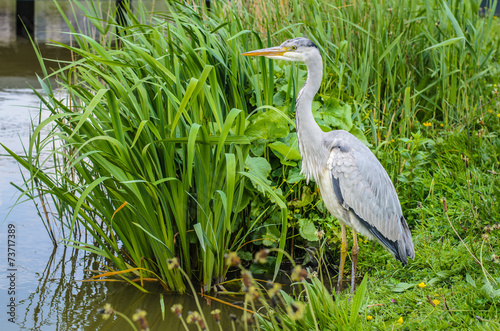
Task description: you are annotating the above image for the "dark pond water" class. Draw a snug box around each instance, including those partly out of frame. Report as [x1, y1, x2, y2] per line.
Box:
[0, 42, 242, 330]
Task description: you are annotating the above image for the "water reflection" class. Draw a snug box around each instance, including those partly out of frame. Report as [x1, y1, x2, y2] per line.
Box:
[16, 246, 240, 330]
[18, 247, 96, 330]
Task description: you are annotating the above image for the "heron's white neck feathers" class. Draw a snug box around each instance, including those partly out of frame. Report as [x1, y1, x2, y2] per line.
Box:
[295, 50, 327, 183]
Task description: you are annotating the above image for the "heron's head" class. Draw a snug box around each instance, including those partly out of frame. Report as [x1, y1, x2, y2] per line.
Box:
[241, 37, 319, 63]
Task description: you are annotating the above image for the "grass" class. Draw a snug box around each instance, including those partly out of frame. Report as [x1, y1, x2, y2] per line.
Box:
[2, 0, 500, 328]
[352, 122, 500, 329]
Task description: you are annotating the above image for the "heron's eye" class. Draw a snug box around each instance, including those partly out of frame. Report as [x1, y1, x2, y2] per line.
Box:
[290, 46, 297, 50]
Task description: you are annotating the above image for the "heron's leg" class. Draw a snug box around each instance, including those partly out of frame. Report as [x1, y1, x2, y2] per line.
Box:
[336, 223, 348, 293]
[351, 229, 359, 294]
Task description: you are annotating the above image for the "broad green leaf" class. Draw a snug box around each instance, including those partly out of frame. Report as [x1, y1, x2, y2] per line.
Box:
[273, 90, 287, 106]
[245, 110, 290, 142]
[269, 141, 302, 161]
[391, 282, 417, 293]
[262, 225, 280, 247]
[238, 251, 253, 261]
[287, 167, 305, 184]
[290, 186, 314, 208]
[298, 219, 318, 241]
[319, 98, 353, 131]
[244, 156, 272, 192]
[349, 125, 369, 146]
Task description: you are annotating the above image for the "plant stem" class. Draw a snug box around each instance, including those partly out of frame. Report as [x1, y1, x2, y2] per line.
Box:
[114, 311, 138, 331]
[178, 267, 210, 330]
[444, 208, 497, 285]
[179, 317, 189, 331]
[301, 281, 319, 331]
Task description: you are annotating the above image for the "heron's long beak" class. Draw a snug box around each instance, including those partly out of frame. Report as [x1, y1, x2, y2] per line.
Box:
[241, 46, 288, 57]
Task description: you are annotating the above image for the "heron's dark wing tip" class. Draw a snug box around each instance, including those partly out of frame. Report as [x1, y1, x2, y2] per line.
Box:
[330, 173, 410, 263]
[351, 210, 415, 265]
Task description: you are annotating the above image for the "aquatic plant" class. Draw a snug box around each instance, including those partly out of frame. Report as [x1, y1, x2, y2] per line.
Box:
[3, 0, 288, 293]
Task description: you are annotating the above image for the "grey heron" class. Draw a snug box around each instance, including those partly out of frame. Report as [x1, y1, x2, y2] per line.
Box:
[242, 37, 415, 293]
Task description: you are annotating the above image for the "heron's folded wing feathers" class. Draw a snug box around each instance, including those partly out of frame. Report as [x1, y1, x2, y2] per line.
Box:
[325, 131, 414, 262]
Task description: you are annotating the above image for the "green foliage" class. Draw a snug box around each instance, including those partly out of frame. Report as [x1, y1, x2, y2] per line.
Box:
[298, 219, 318, 242]
[4, 1, 500, 328]
[3, 0, 293, 292]
[258, 275, 369, 330]
[348, 118, 500, 328]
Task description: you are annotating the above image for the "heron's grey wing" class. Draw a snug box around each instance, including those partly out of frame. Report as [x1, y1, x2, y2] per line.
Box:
[325, 130, 415, 264]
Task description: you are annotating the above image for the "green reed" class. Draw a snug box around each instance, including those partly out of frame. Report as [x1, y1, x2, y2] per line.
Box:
[3, 0, 290, 292]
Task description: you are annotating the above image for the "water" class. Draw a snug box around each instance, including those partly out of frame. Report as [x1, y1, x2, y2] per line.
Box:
[0, 43, 240, 330]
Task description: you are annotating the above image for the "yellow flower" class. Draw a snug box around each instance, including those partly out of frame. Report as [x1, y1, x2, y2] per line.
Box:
[488, 109, 493, 113]
[171, 304, 183, 317]
[432, 299, 440, 306]
[167, 257, 180, 270]
[418, 282, 427, 288]
[367, 315, 373, 321]
[397, 316, 403, 325]
[287, 301, 305, 321]
[497, 113, 500, 118]
[100, 303, 114, 320]
[440, 123, 444, 127]
[132, 309, 147, 322]
[291, 265, 308, 282]
[423, 122, 432, 127]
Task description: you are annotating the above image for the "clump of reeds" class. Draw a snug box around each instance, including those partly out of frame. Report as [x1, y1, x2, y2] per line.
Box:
[6, 0, 289, 293]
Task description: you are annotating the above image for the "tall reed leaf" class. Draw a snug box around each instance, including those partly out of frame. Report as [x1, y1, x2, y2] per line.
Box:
[7, 0, 289, 292]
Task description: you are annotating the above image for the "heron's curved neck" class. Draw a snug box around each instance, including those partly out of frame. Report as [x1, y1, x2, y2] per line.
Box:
[295, 50, 326, 183]
[297, 55, 323, 108]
